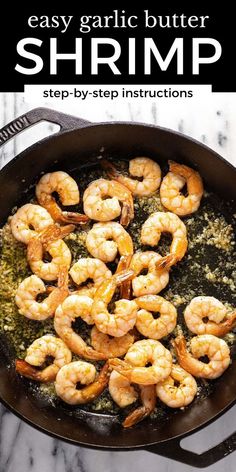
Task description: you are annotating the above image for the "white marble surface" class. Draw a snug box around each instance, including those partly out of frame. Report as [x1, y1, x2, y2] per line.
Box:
[0, 88, 236, 471]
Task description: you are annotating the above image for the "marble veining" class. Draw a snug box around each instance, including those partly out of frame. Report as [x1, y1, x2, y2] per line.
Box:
[0, 90, 236, 471]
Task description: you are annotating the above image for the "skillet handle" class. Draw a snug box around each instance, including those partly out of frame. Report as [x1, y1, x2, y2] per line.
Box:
[0, 107, 91, 147]
[145, 431, 236, 468]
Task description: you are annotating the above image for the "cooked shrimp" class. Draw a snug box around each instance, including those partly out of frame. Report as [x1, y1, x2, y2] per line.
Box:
[28, 237, 71, 281]
[15, 335, 72, 382]
[36, 171, 88, 224]
[54, 294, 106, 360]
[69, 258, 112, 292]
[104, 157, 161, 196]
[141, 211, 188, 269]
[160, 161, 203, 216]
[123, 385, 156, 428]
[27, 223, 73, 281]
[86, 225, 133, 298]
[91, 270, 137, 337]
[15, 266, 68, 320]
[10, 204, 54, 244]
[108, 370, 138, 407]
[156, 364, 197, 408]
[130, 251, 169, 297]
[184, 296, 236, 336]
[173, 334, 231, 379]
[91, 326, 135, 358]
[48, 257, 111, 299]
[83, 179, 134, 226]
[55, 361, 110, 405]
[135, 295, 177, 340]
[86, 222, 133, 263]
[109, 339, 172, 385]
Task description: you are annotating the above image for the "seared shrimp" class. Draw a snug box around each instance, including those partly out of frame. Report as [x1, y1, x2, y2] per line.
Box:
[108, 370, 138, 407]
[130, 251, 169, 297]
[123, 385, 156, 428]
[91, 326, 135, 358]
[86, 222, 133, 263]
[28, 235, 72, 282]
[36, 171, 88, 224]
[173, 334, 231, 379]
[55, 361, 110, 405]
[69, 257, 112, 291]
[10, 204, 53, 244]
[160, 161, 203, 216]
[141, 211, 188, 269]
[15, 335, 72, 382]
[135, 295, 177, 340]
[104, 157, 161, 196]
[110, 361, 156, 427]
[109, 339, 172, 385]
[15, 266, 68, 320]
[184, 296, 236, 336]
[156, 364, 197, 408]
[91, 270, 137, 337]
[54, 294, 106, 360]
[83, 179, 134, 226]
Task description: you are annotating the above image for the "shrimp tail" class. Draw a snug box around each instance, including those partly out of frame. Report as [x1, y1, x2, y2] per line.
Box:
[27, 224, 75, 272]
[123, 385, 156, 428]
[123, 406, 148, 428]
[39, 224, 75, 245]
[116, 255, 132, 273]
[27, 224, 75, 263]
[59, 212, 89, 225]
[39, 194, 89, 225]
[15, 359, 41, 380]
[171, 335, 190, 370]
[218, 311, 236, 336]
[100, 159, 120, 179]
[120, 203, 133, 227]
[156, 253, 177, 269]
[116, 255, 133, 300]
[45, 267, 69, 296]
[109, 358, 133, 379]
[48, 266, 69, 305]
[16, 360, 59, 382]
[171, 334, 186, 352]
[96, 361, 111, 386]
[120, 282, 132, 300]
[27, 238, 43, 265]
[120, 280, 132, 300]
[88, 362, 110, 398]
[76, 362, 110, 404]
[58, 224, 76, 238]
[113, 269, 135, 286]
[83, 346, 108, 361]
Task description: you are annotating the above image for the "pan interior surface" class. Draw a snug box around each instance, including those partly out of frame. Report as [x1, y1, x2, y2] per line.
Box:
[0, 122, 236, 448]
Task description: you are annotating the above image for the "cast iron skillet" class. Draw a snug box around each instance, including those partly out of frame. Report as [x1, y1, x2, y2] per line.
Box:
[0, 108, 236, 468]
